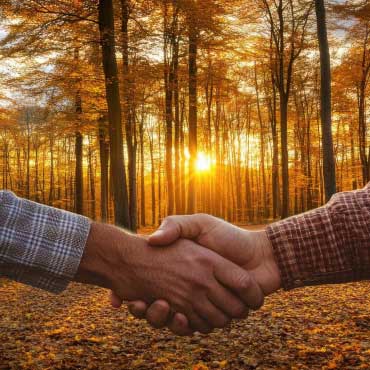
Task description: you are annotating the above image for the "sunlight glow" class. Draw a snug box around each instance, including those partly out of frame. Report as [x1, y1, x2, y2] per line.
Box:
[196, 152, 212, 172]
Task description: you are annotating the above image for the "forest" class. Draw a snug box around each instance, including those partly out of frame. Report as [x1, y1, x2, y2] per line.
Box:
[0, 0, 369, 231]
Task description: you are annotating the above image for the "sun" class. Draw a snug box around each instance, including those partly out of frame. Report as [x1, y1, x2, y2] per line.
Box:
[196, 152, 212, 172]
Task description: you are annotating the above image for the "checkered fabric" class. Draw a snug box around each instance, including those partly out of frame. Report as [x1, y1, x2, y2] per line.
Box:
[266, 183, 370, 290]
[0, 191, 91, 293]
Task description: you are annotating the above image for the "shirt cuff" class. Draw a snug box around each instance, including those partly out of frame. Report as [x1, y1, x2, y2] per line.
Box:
[0, 191, 91, 294]
[266, 185, 370, 290]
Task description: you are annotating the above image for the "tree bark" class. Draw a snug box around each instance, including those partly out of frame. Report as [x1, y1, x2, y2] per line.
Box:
[98, 119, 109, 222]
[75, 131, 83, 214]
[121, 0, 137, 231]
[187, 14, 198, 214]
[315, 0, 336, 201]
[98, 0, 130, 228]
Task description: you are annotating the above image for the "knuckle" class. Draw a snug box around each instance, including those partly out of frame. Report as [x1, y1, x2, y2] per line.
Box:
[194, 213, 212, 224]
[195, 253, 211, 267]
[171, 297, 192, 315]
[153, 300, 170, 314]
[231, 304, 249, 319]
[199, 326, 213, 334]
[237, 273, 252, 291]
[214, 316, 230, 328]
[194, 212, 208, 219]
[194, 276, 213, 293]
[187, 251, 211, 270]
[128, 304, 145, 319]
[163, 215, 175, 225]
[147, 315, 164, 329]
[252, 294, 265, 310]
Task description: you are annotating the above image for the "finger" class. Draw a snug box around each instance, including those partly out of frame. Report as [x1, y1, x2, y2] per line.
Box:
[187, 311, 213, 334]
[146, 300, 172, 329]
[208, 284, 249, 319]
[149, 215, 203, 246]
[110, 291, 123, 308]
[128, 301, 148, 319]
[149, 217, 184, 245]
[194, 298, 231, 329]
[167, 313, 194, 336]
[214, 260, 264, 310]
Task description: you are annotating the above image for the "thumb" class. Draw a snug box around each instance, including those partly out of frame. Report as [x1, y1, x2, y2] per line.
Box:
[149, 216, 185, 245]
[109, 290, 123, 309]
[149, 214, 207, 246]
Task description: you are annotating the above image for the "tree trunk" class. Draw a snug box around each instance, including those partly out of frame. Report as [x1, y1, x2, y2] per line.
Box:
[254, 64, 268, 219]
[98, 0, 130, 227]
[74, 47, 84, 215]
[163, 1, 175, 215]
[48, 136, 54, 206]
[280, 95, 289, 218]
[148, 131, 156, 225]
[88, 136, 96, 219]
[187, 18, 198, 214]
[75, 131, 83, 214]
[358, 25, 370, 185]
[35, 141, 39, 202]
[121, 0, 137, 231]
[25, 111, 31, 199]
[315, 0, 336, 201]
[98, 120, 109, 222]
[139, 115, 146, 227]
[173, 24, 181, 214]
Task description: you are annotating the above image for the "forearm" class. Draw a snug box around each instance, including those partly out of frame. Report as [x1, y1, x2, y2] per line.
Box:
[0, 191, 139, 294]
[266, 183, 370, 289]
[74, 222, 134, 291]
[0, 191, 90, 293]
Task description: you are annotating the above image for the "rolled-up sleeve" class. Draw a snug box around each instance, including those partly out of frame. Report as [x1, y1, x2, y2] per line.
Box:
[266, 183, 370, 290]
[0, 191, 91, 293]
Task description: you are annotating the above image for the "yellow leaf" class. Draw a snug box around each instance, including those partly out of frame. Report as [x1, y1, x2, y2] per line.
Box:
[87, 336, 103, 343]
[156, 357, 169, 364]
[193, 363, 209, 370]
[46, 327, 66, 337]
[271, 312, 283, 318]
[218, 360, 228, 368]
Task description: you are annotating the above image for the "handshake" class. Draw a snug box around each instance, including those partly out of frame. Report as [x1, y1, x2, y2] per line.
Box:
[76, 214, 281, 336]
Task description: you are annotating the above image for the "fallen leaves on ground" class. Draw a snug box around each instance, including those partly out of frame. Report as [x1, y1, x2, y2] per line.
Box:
[0, 279, 370, 369]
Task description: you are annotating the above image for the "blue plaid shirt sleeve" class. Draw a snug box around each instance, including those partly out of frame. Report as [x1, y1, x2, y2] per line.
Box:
[0, 191, 91, 294]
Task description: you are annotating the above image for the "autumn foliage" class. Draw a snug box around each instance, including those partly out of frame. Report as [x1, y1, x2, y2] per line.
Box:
[0, 0, 368, 228]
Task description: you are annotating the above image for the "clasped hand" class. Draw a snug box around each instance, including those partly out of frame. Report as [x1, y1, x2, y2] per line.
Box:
[109, 214, 281, 336]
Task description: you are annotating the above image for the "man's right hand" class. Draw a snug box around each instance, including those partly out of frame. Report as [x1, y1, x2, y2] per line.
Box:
[75, 222, 264, 334]
[124, 214, 281, 333]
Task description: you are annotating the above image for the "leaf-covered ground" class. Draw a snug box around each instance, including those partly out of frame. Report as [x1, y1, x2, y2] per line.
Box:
[1, 278, 370, 370]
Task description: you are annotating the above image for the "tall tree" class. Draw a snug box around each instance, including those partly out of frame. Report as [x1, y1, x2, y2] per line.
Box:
[315, 0, 336, 201]
[187, 1, 198, 214]
[121, 0, 137, 231]
[74, 48, 84, 215]
[98, 0, 130, 227]
[261, 0, 313, 218]
[163, 0, 175, 215]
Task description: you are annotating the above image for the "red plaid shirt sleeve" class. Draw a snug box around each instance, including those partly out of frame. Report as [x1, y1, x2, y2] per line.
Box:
[266, 183, 370, 290]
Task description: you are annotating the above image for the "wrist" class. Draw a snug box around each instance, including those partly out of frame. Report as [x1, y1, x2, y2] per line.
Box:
[254, 230, 282, 295]
[74, 222, 123, 290]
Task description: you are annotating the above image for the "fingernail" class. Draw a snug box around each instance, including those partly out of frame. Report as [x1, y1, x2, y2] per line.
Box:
[151, 230, 164, 238]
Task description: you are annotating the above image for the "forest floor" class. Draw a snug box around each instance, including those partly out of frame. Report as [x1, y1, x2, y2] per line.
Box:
[1, 227, 370, 370]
